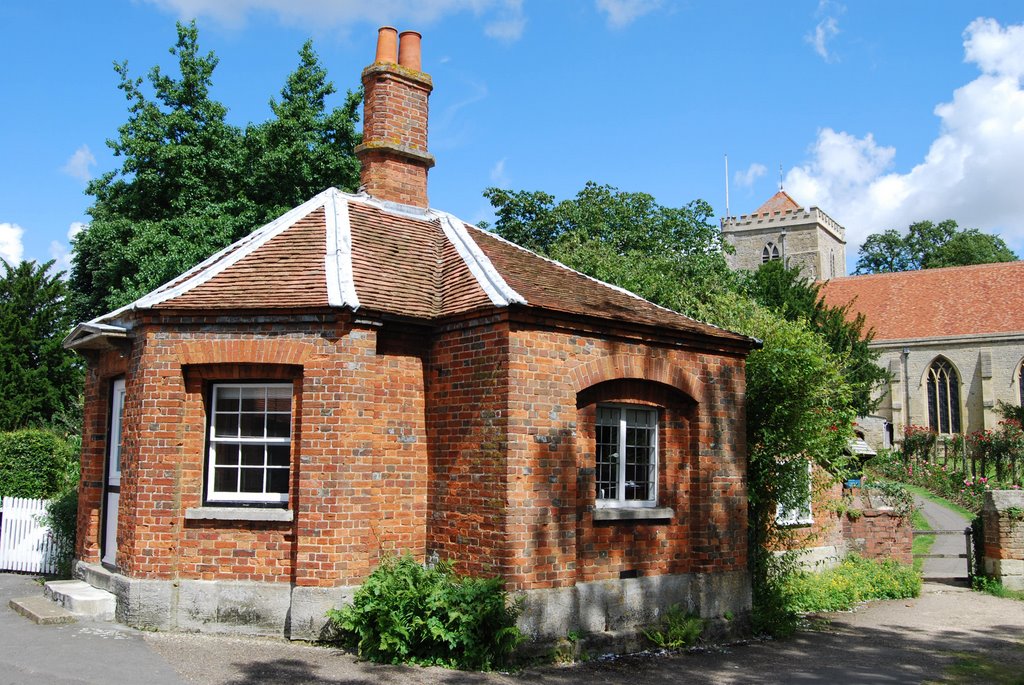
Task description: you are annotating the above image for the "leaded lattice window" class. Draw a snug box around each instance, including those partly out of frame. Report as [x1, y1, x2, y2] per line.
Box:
[595, 405, 657, 507]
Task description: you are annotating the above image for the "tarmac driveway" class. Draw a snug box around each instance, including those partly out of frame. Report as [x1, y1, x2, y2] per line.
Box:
[4, 570, 1023, 685]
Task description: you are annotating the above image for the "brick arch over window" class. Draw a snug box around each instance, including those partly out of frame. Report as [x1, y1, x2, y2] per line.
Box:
[177, 339, 316, 366]
[924, 356, 962, 434]
[570, 356, 704, 404]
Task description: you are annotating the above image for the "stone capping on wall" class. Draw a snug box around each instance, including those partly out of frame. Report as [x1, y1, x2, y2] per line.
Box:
[592, 507, 674, 521]
[184, 507, 294, 523]
[982, 489, 1024, 591]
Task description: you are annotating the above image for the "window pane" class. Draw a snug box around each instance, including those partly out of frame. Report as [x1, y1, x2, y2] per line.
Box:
[214, 413, 239, 437]
[239, 413, 265, 437]
[240, 468, 264, 493]
[214, 467, 238, 493]
[239, 387, 266, 412]
[266, 413, 291, 438]
[595, 418, 619, 500]
[241, 444, 265, 466]
[214, 443, 239, 466]
[266, 469, 289, 494]
[267, 445, 290, 467]
[265, 387, 292, 412]
[216, 387, 240, 410]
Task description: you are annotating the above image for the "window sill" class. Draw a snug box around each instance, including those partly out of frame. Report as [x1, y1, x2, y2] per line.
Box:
[593, 507, 674, 522]
[184, 507, 293, 523]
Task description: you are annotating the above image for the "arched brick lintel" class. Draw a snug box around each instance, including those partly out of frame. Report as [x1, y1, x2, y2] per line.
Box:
[176, 339, 316, 367]
[570, 355, 704, 403]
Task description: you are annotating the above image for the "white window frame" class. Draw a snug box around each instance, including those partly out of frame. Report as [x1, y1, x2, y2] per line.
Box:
[775, 462, 813, 526]
[206, 383, 293, 505]
[594, 404, 658, 509]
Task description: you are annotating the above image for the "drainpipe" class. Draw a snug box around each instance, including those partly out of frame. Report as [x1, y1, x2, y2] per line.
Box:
[902, 346, 912, 434]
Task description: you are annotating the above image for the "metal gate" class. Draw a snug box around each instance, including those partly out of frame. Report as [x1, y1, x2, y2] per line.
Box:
[913, 526, 974, 578]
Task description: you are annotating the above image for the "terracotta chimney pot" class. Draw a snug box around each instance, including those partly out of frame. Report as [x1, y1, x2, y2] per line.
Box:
[374, 26, 398, 64]
[398, 31, 422, 71]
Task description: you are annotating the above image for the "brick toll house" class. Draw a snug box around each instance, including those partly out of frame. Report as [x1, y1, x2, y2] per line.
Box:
[64, 27, 758, 644]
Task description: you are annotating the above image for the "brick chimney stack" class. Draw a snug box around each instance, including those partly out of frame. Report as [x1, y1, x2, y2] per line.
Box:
[355, 27, 435, 208]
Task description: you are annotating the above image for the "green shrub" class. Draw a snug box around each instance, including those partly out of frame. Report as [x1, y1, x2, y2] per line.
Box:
[326, 554, 523, 671]
[0, 429, 79, 499]
[41, 487, 78, 577]
[643, 605, 704, 649]
[782, 554, 921, 613]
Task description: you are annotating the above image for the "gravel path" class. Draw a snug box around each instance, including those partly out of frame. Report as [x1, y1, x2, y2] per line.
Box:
[915, 495, 973, 580]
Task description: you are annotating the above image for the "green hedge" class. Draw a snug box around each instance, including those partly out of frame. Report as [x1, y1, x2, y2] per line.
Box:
[0, 429, 79, 499]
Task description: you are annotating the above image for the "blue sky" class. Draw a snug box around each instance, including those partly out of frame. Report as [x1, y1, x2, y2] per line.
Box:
[2, 0, 1024, 276]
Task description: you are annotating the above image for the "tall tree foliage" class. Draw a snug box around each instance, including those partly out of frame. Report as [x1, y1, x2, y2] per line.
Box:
[855, 219, 1017, 274]
[71, 23, 361, 321]
[745, 261, 889, 416]
[243, 40, 362, 222]
[0, 260, 83, 431]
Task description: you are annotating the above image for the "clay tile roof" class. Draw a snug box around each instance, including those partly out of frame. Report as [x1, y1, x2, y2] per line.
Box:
[754, 190, 801, 216]
[819, 261, 1024, 341]
[74, 188, 752, 348]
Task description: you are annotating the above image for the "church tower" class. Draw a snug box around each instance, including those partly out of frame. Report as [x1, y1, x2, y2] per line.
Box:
[721, 190, 847, 280]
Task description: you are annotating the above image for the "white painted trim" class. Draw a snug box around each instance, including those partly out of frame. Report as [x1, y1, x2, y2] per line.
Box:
[324, 190, 360, 310]
[437, 212, 526, 307]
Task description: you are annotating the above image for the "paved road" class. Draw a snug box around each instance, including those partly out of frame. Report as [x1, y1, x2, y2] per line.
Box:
[914, 496, 972, 580]
[0, 573, 186, 685]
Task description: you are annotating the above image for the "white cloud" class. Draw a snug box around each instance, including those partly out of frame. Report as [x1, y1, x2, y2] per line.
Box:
[484, 0, 525, 41]
[785, 18, 1024, 257]
[0, 223, 25, 266]
[735, 163, 767, 188]
[61, 144, 96, 183]
[489, 158, 509, 187]
[49, 222, 87, 275]
[145, 0, 526, 40]
[595, 0, 662, 29]
[806, 1, 843, 62]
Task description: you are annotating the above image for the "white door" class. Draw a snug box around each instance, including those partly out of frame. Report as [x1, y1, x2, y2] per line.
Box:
[102, 378, 126, 567]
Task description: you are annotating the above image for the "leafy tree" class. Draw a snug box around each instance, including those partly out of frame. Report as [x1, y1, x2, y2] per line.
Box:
[0, 260, 83, 431]
[71, 23, 361, 321]
[745, 260, 889, 416]
[854, 219, 1016, 274]
[483, 182, 739, 314]
[243, 40, 362, 223]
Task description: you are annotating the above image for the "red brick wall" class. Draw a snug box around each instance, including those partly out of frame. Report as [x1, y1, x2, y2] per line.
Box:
[842, 508, 913, 565]
[425, 315, 511, 577]
[79, 315, 429, 586]
[501, 323, 749, 590]
[78, 309, 751, 596]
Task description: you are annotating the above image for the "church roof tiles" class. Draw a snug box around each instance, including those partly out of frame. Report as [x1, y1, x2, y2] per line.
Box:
[819, 261, 1024, 341]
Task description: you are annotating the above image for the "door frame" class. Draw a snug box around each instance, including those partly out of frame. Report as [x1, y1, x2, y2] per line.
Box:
[101, 377, 126, 569]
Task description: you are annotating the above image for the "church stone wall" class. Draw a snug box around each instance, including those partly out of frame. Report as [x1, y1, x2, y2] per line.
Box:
[874, 337, 1024, 439]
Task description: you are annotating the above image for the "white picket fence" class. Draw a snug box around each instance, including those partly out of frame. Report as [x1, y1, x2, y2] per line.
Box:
[0, 496, 58, 574]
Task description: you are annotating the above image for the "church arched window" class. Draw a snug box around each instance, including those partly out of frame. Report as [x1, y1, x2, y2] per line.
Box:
[926, 358, 961, 434]
[762, 242, 780, 264]
[830, 250, 836, 278]
[1018, 359, 1024, 405]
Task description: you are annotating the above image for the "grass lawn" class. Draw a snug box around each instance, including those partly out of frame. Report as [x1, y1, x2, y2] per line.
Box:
[911, 508, 935, 574]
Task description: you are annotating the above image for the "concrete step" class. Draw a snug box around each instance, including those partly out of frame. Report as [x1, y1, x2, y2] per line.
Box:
[9, 595, 77, 625]
[44, 580, 116, 620]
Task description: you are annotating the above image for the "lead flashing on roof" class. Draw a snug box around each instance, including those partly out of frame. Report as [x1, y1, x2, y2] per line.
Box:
[325, 192, 360, 310]
[437, 212, 527, 308]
